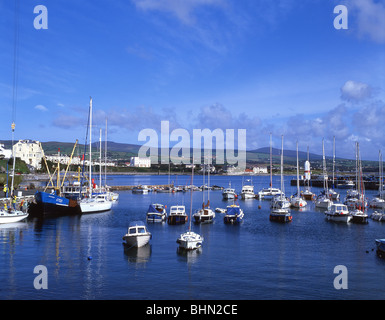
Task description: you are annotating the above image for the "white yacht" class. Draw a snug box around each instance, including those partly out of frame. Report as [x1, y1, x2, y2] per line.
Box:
[177, 159, 203, 250]
[80, 194, 112, 213]
[290, 141, 307, 209]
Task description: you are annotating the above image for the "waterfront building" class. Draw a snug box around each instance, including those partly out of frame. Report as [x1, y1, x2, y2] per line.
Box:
[12, 140, 43, 169]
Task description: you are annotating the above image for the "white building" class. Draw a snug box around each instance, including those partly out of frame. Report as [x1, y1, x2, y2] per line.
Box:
[253, 166, 268, 174]
[130, 157, 151, 168]
[0, 144, 12, 159]
[13, 140, 44, 169]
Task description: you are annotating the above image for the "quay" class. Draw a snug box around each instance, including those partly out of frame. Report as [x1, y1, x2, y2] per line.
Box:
[291, 177, 380, 190]
[109, 184, 173, 191]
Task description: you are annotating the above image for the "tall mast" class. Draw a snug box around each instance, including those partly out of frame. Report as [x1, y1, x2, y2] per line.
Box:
[189, 157, 194, 232]
[332, 136, 336, 189]
[99, 128, 102, 192]
[104, 118, 107, 188]
[322, 138, 328, 192]
[270, 132, 273, 190]
[296, 140, 300, 194]
[280, 135, 284, 196]
[89, 97, 92, 197]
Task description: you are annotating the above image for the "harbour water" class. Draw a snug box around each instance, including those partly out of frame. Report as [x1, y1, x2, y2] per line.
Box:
[1, 174, 385, 300]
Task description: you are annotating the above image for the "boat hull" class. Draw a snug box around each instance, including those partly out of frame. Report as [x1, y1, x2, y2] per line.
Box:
[167, 215, 188, 225]
[325, 213, 351, 223]
[0, 211, 29, 224]
[146, 213, 166, 222]
[123, 234, 151, 248]
[269, 210, 292, 223]
[80, 200, 112, 213]
[177, 231, 203, 250]
[29, 191, 81, 216]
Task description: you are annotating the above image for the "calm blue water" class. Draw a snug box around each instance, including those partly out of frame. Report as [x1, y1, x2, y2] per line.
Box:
[1, 174, 385, 300]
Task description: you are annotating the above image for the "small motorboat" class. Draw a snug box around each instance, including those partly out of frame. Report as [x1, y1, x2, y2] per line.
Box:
[222, 182, 237, 200]
[146, 203, 167, 223]
[224, 205, 244, 224]
[122, 221, 152, 248]
[215, 208, 226, 214]
[371, 211, 385, 222]
[0, 208, 29, 224]
[324, 204, 351, 223]
[167, 205, 188, 225]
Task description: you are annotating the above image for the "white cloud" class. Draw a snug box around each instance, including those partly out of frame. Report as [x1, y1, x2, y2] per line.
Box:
[35, 105, 48, 112]
[348, 0, 385, 43]
[131, 0, 226, 25]
[340, 80, 372, 103]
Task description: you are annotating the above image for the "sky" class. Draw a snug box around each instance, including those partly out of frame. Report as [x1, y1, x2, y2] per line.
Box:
[0, 0, 385, 160]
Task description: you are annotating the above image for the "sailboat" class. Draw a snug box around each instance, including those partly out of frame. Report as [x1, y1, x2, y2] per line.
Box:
[350, 142, 368, 224]
[0, 3, 28, 224]
[344, 142, 367, 210]
[270, 135, 292, 223]
[258, 133, 282, 199]
[270, 135, 290, 210]
[80, 97, 112, 214]
[177, 159, 203, 250]
[193, 160, 215, 223]
[369, 150, 385, 209]
[315, 139, 333, 210]
[290, 141, 307, 208]
[328, 136, 340, 201]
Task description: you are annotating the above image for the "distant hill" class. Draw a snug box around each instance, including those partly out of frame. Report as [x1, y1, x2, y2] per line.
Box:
[0, 140, 375, 172]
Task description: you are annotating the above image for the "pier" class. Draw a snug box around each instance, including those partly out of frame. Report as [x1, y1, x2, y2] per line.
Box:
[291, 178, 380, 190]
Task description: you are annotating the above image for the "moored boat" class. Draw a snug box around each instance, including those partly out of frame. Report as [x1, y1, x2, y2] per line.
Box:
[269, 207, 292, 223]
[167, 205, 188, 225]
[146, 203, 167, 222]
[0, 208, 28, 224]
[324, 204, 351, 223]
[224, 205, 244, 224]
[122, 221, 151, 248]
[222, 182, 237, 200]
[29, 190, 81, 216]
[371, 211, 385, 222]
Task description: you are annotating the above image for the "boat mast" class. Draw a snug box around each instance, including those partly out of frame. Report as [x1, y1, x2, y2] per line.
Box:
[322, 138, 328, 193]
[332, 136, 336, 189]
[189, 157, 194, 232]
[296, 140, 300, 195]
[89, 97, 92, 197]
[99, 128, 102, 193]
[270, 132, 273, 191]
[280, 135, 284, 197]
[104, 118, 107, 189]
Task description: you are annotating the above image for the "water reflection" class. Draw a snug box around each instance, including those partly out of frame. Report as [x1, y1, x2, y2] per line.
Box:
[123, 243, 152, 267]
[176, 247, 202, 264]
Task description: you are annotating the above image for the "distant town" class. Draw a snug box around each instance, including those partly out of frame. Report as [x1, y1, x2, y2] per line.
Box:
[0, 139, 383, 177]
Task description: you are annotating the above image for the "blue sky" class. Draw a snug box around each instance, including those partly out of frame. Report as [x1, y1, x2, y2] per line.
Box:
[1, 0, 385, 160]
